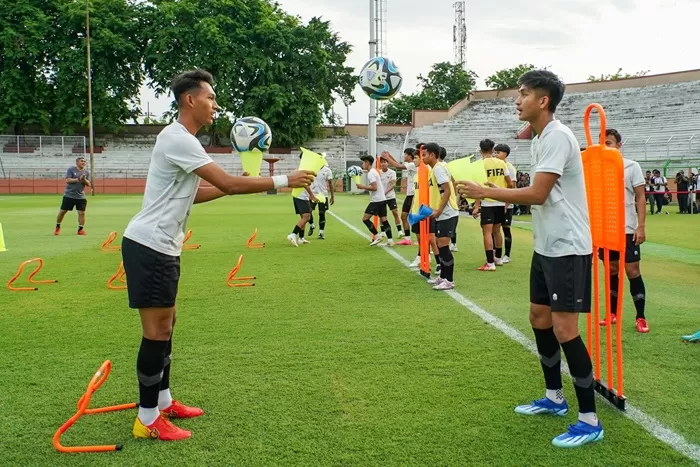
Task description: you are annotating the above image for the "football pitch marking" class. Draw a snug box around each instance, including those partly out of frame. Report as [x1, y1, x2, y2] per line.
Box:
[329, 210, 700, 464]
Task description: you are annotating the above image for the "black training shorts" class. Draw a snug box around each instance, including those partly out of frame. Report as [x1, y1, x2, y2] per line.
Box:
[598, 234, 641, 264]
[122, 237, 180, 309]
[436, 216, 459, 238]
[480, 205, 506, 226]
[411, 218, 436, 235]
[530, 252, 592, 313]
[386, 198, 398, 212]
[61, 196, 87, 212]
[293, 197, 312, 215]
[365, 201, 387, 218]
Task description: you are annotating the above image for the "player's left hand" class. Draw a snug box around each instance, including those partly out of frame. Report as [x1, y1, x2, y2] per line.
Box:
[430, 209, 443, 219]
[455, 180, 486, 200]
[330, 196, 335, 205]
[633, 226, 646, 245]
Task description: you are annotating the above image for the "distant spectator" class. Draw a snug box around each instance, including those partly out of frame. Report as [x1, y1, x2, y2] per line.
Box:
[650, 169, 667, 214]
[676, 171, 689, 214]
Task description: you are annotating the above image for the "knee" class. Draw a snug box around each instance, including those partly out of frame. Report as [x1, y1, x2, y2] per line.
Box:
[302, 214, 310, 221]
[626, 263, 640, 279]
[609, 262, 620, 276]
[552, 316, 579, 343]
[529, 305, 551, 328]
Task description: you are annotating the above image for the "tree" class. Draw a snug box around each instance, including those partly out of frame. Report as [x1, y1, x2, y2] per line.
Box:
[587, 68, 649, 82]
[143, 0, 355, 147]
[379, 62, 477, 125]
[485, 64, 536, 90]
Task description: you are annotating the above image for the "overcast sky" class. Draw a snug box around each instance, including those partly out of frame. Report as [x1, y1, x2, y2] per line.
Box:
[139, 0, 700, 124]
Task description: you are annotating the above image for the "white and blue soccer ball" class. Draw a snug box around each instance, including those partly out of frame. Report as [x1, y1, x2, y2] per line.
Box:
[231, 116, 272, 153]
[358, 57, 403, 100]
[346, 166, 363, 177]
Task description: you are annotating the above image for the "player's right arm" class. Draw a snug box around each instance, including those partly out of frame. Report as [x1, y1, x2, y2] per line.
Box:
[194, 163, 313, 197]
[380, 151, 407, 170]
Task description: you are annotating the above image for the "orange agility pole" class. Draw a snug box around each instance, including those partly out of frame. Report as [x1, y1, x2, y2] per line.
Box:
[582, 103, 627, 410]
[417, 145, 431, 278]
[182, 229, 201, 250]
[107, 262, 127, 290]
[373, 156, 381, 237]
[53, 360, 137, 453]
[101, 231, 121, 252]
[227, 255, 255, 287]
[7, 258, 58, 291]
[246, 228, 265, 249]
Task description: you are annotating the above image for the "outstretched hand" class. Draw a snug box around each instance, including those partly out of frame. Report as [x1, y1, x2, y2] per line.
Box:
[455, 180, 487, 200]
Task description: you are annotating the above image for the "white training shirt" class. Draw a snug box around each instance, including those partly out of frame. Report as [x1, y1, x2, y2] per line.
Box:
[505, 161, 517, 209]
[124, 122, 214, 256]
[367, 168, 387, 203]
[404, 162, 417, 196]
[312, 165, 333, 197]
[432, 164, 459, 221]
[380, 168, 397, 200]
[623, 158, 645, 234]
[651, 176, 667, 193]
[530, 119, 592, 258]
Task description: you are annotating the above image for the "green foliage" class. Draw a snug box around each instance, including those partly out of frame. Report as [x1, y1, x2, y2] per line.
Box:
[485, 64, 536, 90]
[587, 68, 650, 82]
[379, 62, 477, 125]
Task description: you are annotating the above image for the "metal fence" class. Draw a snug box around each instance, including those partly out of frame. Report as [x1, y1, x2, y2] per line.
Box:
[0, 135, 87, 156]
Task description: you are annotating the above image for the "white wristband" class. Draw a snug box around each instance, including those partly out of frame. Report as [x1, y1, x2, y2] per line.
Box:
[272, 175, 288, 189]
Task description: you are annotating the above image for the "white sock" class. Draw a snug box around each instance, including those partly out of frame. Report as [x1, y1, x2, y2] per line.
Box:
[579, 412, 599, 426]
[158, 388, 173, 410]
[138, 407, 160, 426]
[546, 388, 565, 404]
[319, 230, 324, 234]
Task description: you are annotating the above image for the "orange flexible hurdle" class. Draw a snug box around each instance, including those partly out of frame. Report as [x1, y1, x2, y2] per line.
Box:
[107, 262, 127, 290]
[182, 229, 201, 250]
[53, 360, 137, 453]
[101, 231, 121, 252]
[7, 258, 58, 291]
[582, 103, 627, 410]
[227, 255, 255, 287]
[246, 228, 265, 249]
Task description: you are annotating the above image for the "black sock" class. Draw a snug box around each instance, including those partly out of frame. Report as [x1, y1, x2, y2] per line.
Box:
[405, 228, 411, 237]
[561, 336, 596, 414]
[137, 337, 168, 409]
[533, 327, 562, 391]
[486, 249, 495, 264]
[78, 225, 84, 231]
[309, 213, 314, 225]
[319, 212, 326, 230]
[610, 274, 619, 316]
[292, 225, 301, 236]
[363, 219, 378, 235]
[504, 228, 512, 256]
[299, 228, 305, 239]
[56, 223, 61, 228]
[495, 247, 503, 259]
[451, 232, 457, 244]
[417, 246, 421, 257]
[381, 221, 393, 239]
[439, 246, 454, 281]
[396, 224, 402, 234]
[629, 276, 646, 319]
[161, 334, 173, 391]
[434, 253, 440, 268]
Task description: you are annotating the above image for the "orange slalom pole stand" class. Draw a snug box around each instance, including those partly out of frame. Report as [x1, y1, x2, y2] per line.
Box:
[107, 262, 127, 290]
[373, 156, 381, 237]
[417, 145, 431, 278]
[101, 231, 121, 251]
[182, 229, 201, 250]
[247, 228, 265, 249]
[53, 360, 137, 453]
[227, 255, 255, 287]
[582, 102, 627, 410]
[7, 258, 58, 291]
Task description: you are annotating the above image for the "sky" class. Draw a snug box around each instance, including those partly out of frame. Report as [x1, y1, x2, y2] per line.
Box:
[139, 0, 700, 125]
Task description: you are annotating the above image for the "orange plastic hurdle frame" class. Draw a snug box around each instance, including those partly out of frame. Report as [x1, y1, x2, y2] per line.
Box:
[247, 228, 265, 249]
[417, 145, 431, 278]
[107, 262, 127, 290]
[53, 360, 137, 453]
[182, 229, 201, 250]
[582, 103, 627, 410]
[101, 231, 121, 251]
[7, 258, 58, 291]
[227, 255, 255, 287]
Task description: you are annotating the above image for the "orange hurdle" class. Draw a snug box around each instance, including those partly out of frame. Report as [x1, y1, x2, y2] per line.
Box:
[101, 231, 121, 252]
[53, 360, 137, 453]
[182, 229, 200, 250]
[107, 262, 127, 290]
[227, 255, 255, 287]
[246, 228, 265, 249]
[582, 103, 627, 410]
[7, 258, 58, 291]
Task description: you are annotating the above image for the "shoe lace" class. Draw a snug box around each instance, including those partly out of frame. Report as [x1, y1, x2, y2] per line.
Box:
[567, 422, 594, 436]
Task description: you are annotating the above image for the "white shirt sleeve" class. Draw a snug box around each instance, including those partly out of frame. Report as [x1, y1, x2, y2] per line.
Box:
[368, 170, 379, 186]
[406, 162, 417, 176]
[630, 162, 645, 188]
[389, 170, 397, 183]
[536, 131, 571, 176]
[433, 165, 450, 185]
[164, 135, 214, 174]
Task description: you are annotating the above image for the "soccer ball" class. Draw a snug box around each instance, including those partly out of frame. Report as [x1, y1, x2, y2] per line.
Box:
[346, 166, 363, 177]
[230, 117, 272, 153]
[358, 57, 403, 100]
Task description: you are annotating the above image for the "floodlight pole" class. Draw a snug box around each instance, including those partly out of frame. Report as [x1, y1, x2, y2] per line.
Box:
[368, 0, 377, 159]
[86, 0, 95, 195]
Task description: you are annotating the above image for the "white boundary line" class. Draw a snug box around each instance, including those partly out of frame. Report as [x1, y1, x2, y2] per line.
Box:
[329, 210, 700, 463]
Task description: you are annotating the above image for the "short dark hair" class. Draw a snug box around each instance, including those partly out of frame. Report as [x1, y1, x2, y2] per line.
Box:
[606, 128, 622, 144]
[360, 155, 374, 165]
[480, 139, 495, 152]
[404, 148, 415, 159]
[438, 146, 447, 160]
[171, 69, 215, 104]
[494, 143, 510, 156]
[518, 69, 565, 113]
[415, 143, 425, 151]
[423, 143, 441, 157]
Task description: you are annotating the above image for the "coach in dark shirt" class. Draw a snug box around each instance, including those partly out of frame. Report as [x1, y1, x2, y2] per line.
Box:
[55, 156, 91, 235]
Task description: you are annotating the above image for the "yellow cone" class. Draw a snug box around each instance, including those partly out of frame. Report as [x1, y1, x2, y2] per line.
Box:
[0, 223, 6, 252]
[239, 149, 264, 177]
[352, 175, 361, 185]
[291, 148, 326, 198]
[315, 193, 327, 204]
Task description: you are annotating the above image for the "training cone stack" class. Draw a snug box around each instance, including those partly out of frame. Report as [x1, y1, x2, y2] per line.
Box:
[7, 258, 58, 291]
[227, 255, 255, 287]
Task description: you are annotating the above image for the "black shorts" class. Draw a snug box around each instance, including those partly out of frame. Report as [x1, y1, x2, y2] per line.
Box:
[480, 206, 506, 226]
[411, 218, 436, 235]
[61, 196, 87, 212]
[504, 208, 513, 227]
[597, 234, 641, 264]
[365, 201, 387, 217]
[436, 216, 459, 238]
[293, 197, 312, 215]
[121, 237, 180, 309]
[402, 195, 414, 214]
[311, 200, 329, 213]
[530, 252, 592, 312]
[386, 198, 398, 211]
